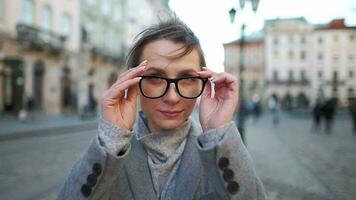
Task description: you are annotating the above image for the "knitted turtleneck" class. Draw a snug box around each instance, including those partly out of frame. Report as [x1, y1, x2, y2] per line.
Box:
[135, 111, 192, 199]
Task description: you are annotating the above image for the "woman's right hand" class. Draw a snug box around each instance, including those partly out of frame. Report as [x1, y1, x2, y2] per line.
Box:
[100, 60, 147, 130]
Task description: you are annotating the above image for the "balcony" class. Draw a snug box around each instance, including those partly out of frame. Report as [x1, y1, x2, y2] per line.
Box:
[267, 79, 310, 86]
[90, 46, 125, 64]
[16, 23, 66, 55]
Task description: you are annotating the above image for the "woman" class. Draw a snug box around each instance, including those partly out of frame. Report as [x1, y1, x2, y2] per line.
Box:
[58, 16, 266, 200]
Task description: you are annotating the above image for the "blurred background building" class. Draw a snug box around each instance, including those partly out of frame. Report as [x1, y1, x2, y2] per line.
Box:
[224, 17, 356, 111]
[224, 30, 265, 101]
[0, 0, 169, 116]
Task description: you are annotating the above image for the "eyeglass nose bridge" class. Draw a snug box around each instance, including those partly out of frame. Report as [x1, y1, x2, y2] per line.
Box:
[164, 78, 181, 96]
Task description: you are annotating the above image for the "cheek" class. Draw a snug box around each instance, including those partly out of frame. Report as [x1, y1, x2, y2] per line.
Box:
[182, 99, 196, 114]
[140, 96, 156, 113]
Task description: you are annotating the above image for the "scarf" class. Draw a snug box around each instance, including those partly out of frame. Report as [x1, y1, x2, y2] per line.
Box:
[135, 111, 192, 199]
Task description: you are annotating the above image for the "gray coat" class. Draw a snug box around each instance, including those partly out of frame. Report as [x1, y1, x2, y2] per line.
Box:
[57, 121, 266, 200]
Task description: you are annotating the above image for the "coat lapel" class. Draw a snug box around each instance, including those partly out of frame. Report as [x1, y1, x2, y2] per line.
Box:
[173, 125, 202, 199]
[124, 137, 157, 200]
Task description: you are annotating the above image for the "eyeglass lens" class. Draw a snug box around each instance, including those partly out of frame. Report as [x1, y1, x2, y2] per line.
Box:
[140, 77, 205, 98]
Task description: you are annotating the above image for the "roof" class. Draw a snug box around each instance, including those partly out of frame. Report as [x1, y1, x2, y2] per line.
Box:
[314, 19, 356, 30]
[264, 17, 307, 27]
[224, 30, 265, 45]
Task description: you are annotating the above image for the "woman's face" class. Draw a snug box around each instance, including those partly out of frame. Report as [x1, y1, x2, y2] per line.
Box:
[139, 39, 201, 132]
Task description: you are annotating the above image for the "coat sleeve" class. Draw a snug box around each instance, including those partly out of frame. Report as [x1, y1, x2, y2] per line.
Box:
[196, 122, 266, 200]
[57, 119, 133, 200]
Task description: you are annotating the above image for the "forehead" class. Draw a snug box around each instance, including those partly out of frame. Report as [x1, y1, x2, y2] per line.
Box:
[141, 39, 201, 73]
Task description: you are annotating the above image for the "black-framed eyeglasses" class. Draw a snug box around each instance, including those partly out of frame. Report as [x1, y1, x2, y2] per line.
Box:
[139, 75, 208, 99]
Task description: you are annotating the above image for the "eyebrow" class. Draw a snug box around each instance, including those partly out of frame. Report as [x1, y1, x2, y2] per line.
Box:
[145, 66, 200, 76]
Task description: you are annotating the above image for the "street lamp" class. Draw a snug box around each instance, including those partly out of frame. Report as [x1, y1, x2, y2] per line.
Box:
[229, 0, 259, 144]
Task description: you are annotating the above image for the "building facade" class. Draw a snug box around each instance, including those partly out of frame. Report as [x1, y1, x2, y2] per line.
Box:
[223, 31, 265, 101]
[311, 19, 356, 106]
[0, 0, 81, 115]
[224, 17, 356, 109]
[264, 17, 313, 109]
[0, 0, 169, 116]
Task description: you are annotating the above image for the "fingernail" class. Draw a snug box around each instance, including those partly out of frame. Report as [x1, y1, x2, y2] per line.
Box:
[139, 60, 147, 66]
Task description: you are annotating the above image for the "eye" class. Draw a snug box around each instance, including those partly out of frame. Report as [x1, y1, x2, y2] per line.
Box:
[143, 76, 165, 84]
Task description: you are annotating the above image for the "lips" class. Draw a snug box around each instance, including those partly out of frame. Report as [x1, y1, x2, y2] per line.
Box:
[158, 110, 183, 118]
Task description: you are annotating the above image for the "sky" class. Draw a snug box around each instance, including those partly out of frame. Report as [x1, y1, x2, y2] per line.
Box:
[169, 0, 356, 72]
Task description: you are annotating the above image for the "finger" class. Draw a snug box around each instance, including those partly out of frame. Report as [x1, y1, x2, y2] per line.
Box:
[118, 60, 147, 79]
[197, 70, 216, 79]
[211, 73, 238, 91]
[111, 65, 146, 89]
[201, 79, 212, 98]
[126, 84, 138, 102]
[106, 77, 142, 99]
[213, 73, 236, 83]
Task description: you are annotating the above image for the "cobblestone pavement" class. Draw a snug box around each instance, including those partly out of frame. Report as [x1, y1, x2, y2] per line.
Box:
[246, 113, 356, 200]
[0, 130, 96, 200]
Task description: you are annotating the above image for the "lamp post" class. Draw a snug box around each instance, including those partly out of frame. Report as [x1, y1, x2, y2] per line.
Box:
[229, 0, 259, 143]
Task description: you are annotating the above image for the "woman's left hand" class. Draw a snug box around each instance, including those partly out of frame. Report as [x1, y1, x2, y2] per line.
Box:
[198, 68, 238, 132]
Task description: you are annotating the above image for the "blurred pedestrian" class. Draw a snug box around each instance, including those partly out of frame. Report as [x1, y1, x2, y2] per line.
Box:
[252, 94, 262, 123]
[348, 97, 356, 135]
[269, 95, 280, 126]
[322, 98, 337, 134]
[311, 98, 323, 133]
[58, 15, 266, 200]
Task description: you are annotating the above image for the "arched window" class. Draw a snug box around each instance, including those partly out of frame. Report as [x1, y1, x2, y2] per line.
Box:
[22, 0, 34, 24]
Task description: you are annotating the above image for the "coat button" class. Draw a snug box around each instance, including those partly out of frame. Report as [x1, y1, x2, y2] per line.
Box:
[81, 184, 92, 197]
[87, 173, 98, 187]
[227, 181, 239, 195]
[92, 163, 102, 175]
[223, 169, 234, 181]
[218, 157, 230, 170]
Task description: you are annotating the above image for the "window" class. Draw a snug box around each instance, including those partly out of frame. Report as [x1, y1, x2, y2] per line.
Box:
[101, 0, 110, 15]
[333, 71, 338, 82]
[113, 2, 121, 21]
[333, 35, 339, 42]
[253, 50, 260, 64]
[273, 50, 279, 59]
[300, 70, 306, 81]
[318, 52, 323, 61]
[350, 34, 355, 42]
[273, 70, 278, 81]
[349, 71, 354, 78]
[288, 70, 294, 82]
[288, 50, 294, 60]
[300, 51, 306, 60]
[349, 54, 354, 60]
[0, 0, 4, 19]
[273, 37, 278, 45]
[62, 14, 72, 37]
[300, 36, 306, 44]
[318, 37, 323, 44]
[318, 71, 323, 78]
[289, 36, 294, 44]
[22, 0, 34, 24]
[42, 5, 52, 31]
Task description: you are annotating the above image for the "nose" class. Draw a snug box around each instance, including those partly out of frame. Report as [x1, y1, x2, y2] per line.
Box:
[162, 83, 180, 104]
